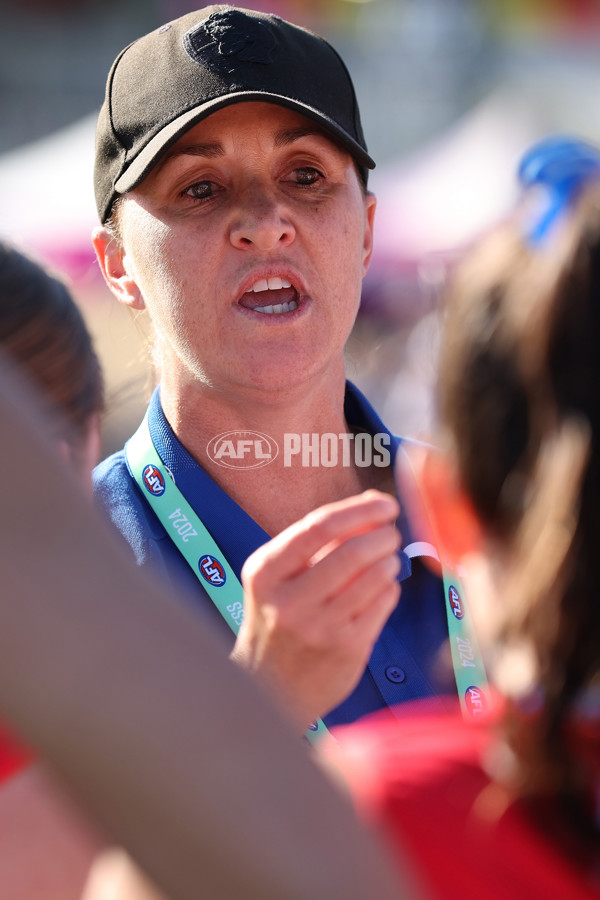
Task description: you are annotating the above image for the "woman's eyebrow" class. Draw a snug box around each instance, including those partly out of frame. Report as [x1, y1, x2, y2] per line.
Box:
[274, 127, 325, 148]
[165, 129, 321, 160]
[158, 127, 330, 174]
[151, 141, 224, 178]
[164, 142, 225, 161]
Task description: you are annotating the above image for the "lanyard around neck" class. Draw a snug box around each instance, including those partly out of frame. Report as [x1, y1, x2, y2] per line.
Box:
[400, 447, 489, 720]
[125, 412, 332, 746]
[127, 412, 488, 737]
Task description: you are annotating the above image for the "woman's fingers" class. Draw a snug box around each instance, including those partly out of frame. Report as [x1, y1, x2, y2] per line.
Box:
[286, 522, 401, 613]
[242, 490, 399, 591]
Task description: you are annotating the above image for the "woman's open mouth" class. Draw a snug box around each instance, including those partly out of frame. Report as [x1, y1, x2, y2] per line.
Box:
[238, 277, 300, 315]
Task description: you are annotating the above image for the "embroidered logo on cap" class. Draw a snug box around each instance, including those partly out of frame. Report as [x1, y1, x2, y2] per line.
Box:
[183, 10, 278, 68]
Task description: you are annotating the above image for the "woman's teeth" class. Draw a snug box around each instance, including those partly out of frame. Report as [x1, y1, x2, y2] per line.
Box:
[250, 277, 292, 292]
[249, 277, 297, 314]
[254, 300, 298, 315]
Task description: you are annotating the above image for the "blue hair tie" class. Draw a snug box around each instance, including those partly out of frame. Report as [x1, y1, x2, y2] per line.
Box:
[518, 135, 600, 245]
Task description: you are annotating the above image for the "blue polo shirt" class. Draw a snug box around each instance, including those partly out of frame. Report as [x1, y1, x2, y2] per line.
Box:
[93, 381, 457, 727]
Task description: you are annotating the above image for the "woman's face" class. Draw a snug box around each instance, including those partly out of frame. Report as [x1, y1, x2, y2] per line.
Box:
[95, 102, 376, 401]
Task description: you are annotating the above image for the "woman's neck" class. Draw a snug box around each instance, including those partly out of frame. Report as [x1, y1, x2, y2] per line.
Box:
[158, 369, 395, 536]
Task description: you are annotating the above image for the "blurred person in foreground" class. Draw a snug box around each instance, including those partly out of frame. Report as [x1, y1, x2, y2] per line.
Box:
[327, 138, 600, 898]
[0, 241, 106, 897]
[0, 355, 412, 900]
[92, 5, 459, 742]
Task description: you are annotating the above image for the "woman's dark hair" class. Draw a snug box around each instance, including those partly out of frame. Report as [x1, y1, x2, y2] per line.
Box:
[0, 242, 104, 453]
[438, 184, 600, 858]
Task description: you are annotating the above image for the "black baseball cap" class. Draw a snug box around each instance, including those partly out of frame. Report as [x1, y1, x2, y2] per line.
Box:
[94, 5, 376, 224]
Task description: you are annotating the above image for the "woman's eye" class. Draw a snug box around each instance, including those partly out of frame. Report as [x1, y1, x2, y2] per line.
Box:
[183, 181, 214, 200]
[292, 167, 323, 186]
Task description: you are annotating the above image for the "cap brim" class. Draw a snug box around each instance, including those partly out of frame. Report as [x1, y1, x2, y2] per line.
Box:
[114, 91, 375, 194]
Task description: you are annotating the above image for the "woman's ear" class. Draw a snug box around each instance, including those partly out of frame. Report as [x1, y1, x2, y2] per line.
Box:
[419, 448, 483, 564]
[361, 192, 376, 277]
[92, 226, 145, 311]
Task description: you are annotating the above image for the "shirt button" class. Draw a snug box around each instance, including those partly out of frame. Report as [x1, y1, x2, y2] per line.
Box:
[385, 665, 406, 684]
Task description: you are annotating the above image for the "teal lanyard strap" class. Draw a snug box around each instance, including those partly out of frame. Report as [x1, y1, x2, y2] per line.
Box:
[441, 570, 489, 719]
[125, 412, 332, 746]
[401, 447, 489, 719]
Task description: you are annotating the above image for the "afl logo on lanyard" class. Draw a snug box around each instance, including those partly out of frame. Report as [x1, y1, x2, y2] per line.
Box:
[448, 584, 464, 619]
[142, 464, 165, 496]
[199, 554, 226, 587]
[464, 685, 486, 718]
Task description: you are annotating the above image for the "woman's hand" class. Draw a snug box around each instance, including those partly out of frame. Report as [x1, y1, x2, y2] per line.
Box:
[232, 490, 401, 731]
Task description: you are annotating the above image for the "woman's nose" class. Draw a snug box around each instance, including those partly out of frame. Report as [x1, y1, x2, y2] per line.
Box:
[229, 183, 296, 251]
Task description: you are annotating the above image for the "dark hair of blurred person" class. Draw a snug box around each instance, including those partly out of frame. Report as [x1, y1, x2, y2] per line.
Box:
[0, 240, 106, 897]
[0, 241, 104, 487]
[437, 179, 599, 839]
[328, 139, 600, 899]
